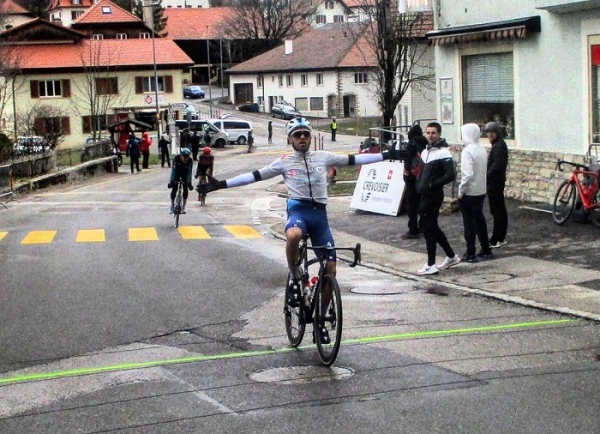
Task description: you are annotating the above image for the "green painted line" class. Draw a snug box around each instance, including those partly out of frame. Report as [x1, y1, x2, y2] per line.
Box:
[0, 319, 574, 386]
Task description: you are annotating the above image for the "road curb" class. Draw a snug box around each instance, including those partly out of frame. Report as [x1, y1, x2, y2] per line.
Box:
[268, 224, 600, 323]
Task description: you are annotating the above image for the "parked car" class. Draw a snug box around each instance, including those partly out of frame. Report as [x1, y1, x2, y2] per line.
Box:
[183, 85, 205, 99]
[271, 102, 302, 120]
[173, 120, 228, 148]
[207, 118, 253, 146]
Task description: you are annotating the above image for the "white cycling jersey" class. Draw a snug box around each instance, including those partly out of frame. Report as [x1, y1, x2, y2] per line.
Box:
[225, 150, 384, 204]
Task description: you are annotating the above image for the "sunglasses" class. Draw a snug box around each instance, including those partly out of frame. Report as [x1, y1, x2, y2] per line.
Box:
[292, 130, 311, 139]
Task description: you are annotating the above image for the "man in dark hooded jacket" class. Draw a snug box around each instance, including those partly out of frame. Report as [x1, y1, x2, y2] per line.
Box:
[401, 124, 428, 239]
[415, 122, 460, 275]
[484, 121, 509, 247]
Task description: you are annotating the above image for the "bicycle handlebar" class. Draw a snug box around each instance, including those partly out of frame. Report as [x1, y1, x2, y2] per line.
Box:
[555, 160, 589, 172]
[306, 243, 362, 267]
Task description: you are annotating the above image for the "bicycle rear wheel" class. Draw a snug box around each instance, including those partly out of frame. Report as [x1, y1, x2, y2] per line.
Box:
[284, 273, 306, 347]
[552, 180, 576, 225]
[314, 274, 342, 366]
[589, 188, 600, 229]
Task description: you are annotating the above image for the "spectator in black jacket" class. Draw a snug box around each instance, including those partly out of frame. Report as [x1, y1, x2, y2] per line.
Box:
[484, 122, 509, 248]
[415, 122, 460, 275]
[401, 124, 428, 239]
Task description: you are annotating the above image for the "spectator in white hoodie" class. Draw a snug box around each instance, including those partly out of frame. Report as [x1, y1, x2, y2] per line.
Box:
[458, 123, 493, 263]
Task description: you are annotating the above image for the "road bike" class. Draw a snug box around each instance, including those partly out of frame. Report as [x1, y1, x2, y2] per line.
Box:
[283, 235, 361, 366]
[197, 178, 207, 206]
[173, 179, 185, 228]
[552, 160, 600, 228]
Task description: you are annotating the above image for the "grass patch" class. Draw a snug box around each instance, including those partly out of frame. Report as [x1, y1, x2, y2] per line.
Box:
[335, 165, 360, 181]
[328, 181, 356, 196]
[313, 117, 381, 137]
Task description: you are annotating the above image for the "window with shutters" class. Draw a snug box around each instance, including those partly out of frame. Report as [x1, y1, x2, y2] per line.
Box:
[142, 76, 164, 92]
[591, 39, 600, 144]
[35, 116, 70, 135]
[38, 80, 62, 97]
[462, 52, 515, 139]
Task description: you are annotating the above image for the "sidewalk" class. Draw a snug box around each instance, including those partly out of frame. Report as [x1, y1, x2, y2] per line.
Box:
[269, 190, 600, 323]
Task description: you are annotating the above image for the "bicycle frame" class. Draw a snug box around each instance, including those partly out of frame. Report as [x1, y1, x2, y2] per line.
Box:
[556, 160, 600, 211]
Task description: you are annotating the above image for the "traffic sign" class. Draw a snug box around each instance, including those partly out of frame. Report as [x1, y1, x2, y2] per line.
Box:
[170, 103, 187, 110]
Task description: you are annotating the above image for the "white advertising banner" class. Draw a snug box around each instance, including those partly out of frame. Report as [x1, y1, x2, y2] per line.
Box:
[350, 162, 405, 216]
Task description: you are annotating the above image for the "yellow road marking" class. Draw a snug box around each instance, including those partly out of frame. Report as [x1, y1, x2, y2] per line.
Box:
[224, 225, 262, 238]
[178, 226, 211, 239]
[128, 227, 158, 242]
[21, 231, 57, 244]
[76, 229, 105, 243]
[0, 232, 6, 241]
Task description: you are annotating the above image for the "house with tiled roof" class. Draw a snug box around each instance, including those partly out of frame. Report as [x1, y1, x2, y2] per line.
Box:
[71, 0, 153, 39]
[161, 0, 209, 9]
[226, 23, 380, 118]
[0, 0, 35, 30]
[227, 20, 435, 124]
[308, 0, 354, 27]
[0, 6, 193, 148]
[47, 0, 97, 27]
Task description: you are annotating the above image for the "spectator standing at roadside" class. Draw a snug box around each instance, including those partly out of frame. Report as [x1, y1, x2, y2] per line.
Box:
[401, 124, 428, 240]
[203, 126, 212, 148]
[458, 123, 493, 263]
[268, 121, 273, 144]
[415, 122, 460, 275]
[330, 118, 337, 141]
[247, 130, 254, 153]
[158, 133, 171, 168]
[484, 121, 509, 248]
[190, 130, 201, 161]
[140, 131, 152, 169]
[126, 132, 141, 174]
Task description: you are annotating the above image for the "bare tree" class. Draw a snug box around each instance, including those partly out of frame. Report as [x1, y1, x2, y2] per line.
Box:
[17, 103, 70, 149]
[0, 42, 27, 143]
[226, 0, 316, 52]
[355, 0, 434, 130]
[71, 40, 132, 141]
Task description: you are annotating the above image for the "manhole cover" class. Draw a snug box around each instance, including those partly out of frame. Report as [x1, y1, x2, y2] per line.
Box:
[250, 366, 354, 384]
[350, 282, 418, 295]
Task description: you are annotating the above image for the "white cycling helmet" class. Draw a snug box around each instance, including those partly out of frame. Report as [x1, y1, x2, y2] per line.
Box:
[286, 117, 312, 138]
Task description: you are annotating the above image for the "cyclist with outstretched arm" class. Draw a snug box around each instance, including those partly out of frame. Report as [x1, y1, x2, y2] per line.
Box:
[197, 117, 397, 307]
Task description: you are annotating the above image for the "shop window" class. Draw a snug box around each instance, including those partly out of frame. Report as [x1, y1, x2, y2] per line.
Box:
[462, 52, 515, 139]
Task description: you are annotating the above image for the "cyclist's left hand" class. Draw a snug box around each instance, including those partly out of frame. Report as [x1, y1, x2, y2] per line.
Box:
[167, 182, 173, 189]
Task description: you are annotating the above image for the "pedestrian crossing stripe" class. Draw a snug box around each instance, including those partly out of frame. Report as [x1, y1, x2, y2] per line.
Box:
[21, 230, 57, 244]
[178, 226, 211, 239]
[223, 225, 262, 239]
[0, 226, 263, 244]
[76, 229, 105, 243]
[128, 227, 159, 242]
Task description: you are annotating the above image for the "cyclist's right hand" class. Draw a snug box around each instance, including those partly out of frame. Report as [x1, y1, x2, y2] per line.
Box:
[196, 175, 224, 194]
[167, 182, 173, 188]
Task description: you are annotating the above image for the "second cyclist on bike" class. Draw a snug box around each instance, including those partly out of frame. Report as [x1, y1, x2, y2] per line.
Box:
[168, 148, 194, 214]
[197, 117, 398, 308]
[195, 146, 214, 201]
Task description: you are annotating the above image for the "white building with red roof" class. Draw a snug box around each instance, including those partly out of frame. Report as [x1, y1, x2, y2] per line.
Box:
[0, 2, 193, 148]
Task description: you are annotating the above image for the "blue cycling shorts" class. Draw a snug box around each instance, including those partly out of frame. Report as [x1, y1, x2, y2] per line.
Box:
[285, 199, 336, 262]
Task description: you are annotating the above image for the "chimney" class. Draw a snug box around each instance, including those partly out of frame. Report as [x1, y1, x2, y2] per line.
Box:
[285, 40, 293, 55]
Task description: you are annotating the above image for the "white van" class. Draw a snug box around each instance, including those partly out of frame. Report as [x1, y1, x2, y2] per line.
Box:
[173, 120, 228, 148]
[207, 119, 253, 146]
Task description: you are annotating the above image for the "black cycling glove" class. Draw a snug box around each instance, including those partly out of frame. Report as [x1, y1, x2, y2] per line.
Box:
[196, 175, 226, 194]
[167, 182, 173, 189]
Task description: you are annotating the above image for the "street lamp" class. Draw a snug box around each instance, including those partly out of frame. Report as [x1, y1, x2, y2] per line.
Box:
[149, 0, 161, 143]
[206, 25, 213, 118]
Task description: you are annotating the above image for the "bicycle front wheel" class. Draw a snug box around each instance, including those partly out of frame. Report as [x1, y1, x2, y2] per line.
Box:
[314, 274, 343, 366]
[589, 188, 600, 229]
[552, 180, 576, 225]
[284, 273, 306, 347]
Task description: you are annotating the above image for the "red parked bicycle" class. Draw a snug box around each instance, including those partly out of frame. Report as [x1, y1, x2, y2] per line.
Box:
[552, 160, 600, 228]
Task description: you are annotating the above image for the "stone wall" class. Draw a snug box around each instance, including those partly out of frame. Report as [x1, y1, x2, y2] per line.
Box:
[448, 145, 595, 204]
